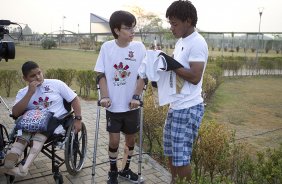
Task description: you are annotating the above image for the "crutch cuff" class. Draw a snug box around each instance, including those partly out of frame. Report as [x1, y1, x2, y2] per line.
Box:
[96, 73, 106, 86]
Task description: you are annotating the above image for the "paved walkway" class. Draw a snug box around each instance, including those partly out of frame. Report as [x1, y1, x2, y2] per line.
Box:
[0, 97, 171, 184]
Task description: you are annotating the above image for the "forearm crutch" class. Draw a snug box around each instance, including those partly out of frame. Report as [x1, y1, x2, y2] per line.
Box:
[138, 78, 148, 184]
[0, 96, 12, 115]
[91, 75, 103, 184]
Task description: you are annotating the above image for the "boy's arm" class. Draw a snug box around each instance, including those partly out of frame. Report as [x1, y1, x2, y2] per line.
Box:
[174, 62, 205, 85]
[12, 80, 40, 117]
[129, 77, 145, 109]
[71, 96, 82, 133]
[97, 72, 111, 108]
[133, 77, 145, 96]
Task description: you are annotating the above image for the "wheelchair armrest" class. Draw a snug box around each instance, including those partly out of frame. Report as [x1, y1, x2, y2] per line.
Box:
[57, 111, 74, 120]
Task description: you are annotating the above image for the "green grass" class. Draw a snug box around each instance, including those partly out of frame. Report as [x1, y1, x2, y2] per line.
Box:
[205, 76, 282, 153]
[0, 46, 98, 71]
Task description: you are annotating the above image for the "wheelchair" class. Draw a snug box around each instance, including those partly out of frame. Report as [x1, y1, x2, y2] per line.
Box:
[0, 96, 88, 184]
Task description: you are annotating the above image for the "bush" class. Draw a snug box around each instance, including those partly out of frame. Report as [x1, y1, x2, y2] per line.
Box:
[0, 70, 19, 97]
[76, 70, 97, 98]
[45, 68, 76, 86]
[41, 39, 57, 49]
[192, 121, 234, 183]
[142, 84, 168, 163]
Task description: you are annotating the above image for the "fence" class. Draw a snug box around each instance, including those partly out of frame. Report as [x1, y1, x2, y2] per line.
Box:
[12, 31, 282, 55]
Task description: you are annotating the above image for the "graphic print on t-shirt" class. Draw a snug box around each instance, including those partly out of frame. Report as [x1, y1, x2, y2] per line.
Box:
[113, 62, 130, 86]
[33, 96, 52, 110]
[125, 51, 136, 61]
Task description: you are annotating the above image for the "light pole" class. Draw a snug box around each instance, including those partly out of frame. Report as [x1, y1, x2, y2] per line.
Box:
[255, 7, 264, 62]
[62, 16, 66, 34]
[78, 24, 79, 34]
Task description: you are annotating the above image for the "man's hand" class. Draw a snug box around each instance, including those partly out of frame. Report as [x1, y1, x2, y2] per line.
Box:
[27, 81, 41, 94]
[73, 120, 82, 133]
[100, 97, 111, 108]
[129, 99, 140, 109]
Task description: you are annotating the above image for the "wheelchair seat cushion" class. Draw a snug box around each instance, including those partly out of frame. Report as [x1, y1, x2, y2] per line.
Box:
[15, 109, 54, 133]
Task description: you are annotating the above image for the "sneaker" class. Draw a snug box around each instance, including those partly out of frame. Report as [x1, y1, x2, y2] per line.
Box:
[107, 171, 118, 184]
[118, 169, 143, 183]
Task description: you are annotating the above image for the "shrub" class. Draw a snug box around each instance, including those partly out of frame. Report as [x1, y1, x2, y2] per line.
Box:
[202, 73, 216, 101]
[76, 70, 97, 97]
[45, 68, 76, 86]
[142, 84, 168, 163]
[0, 70, 19, 97]
[192, 121, 234, 183]
[41, 39, 57, 49]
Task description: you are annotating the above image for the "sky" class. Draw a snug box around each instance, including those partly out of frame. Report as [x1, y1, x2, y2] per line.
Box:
[1, 0, 282, 34]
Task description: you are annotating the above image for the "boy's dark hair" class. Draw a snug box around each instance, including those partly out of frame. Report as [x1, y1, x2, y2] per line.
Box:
[166, 0, 198, 27]
[109, 10, 136, 39]
[22, 61, 39, 76]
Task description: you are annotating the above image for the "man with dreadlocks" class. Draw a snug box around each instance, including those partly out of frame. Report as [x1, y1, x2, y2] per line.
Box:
[163, 1, 208, 183]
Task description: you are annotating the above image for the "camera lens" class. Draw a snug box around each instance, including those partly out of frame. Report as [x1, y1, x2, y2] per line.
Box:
[0, 41, 15, 62]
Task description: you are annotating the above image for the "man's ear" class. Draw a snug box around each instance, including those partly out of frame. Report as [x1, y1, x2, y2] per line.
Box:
[186, 18, 192, 25]
[23, 75, 28, 82]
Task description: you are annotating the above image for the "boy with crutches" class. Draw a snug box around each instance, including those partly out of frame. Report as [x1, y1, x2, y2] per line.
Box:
[93, 10, 146, 184]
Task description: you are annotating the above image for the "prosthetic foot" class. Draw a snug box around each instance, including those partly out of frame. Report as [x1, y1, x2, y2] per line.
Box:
[4, 140, 27, 169]
[3, 133, 47, 177]
[20, 133, 47, 174]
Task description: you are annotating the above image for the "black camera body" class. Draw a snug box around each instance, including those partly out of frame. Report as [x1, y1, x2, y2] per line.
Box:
[0, 20, 16, 62]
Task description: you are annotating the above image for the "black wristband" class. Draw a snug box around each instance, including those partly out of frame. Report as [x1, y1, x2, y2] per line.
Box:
[74, 115, 82, 120]
[132, 94, 140, 101]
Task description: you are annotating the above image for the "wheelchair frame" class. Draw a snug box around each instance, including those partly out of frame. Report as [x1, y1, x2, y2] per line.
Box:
[0, 96, 87, 184]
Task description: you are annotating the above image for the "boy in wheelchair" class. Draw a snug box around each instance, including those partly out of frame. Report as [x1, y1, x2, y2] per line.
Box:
[1, 61, 82, 177]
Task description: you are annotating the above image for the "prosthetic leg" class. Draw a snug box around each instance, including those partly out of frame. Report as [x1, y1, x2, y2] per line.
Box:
[4, 139, 27, 169]
[4, 133, 47, 177]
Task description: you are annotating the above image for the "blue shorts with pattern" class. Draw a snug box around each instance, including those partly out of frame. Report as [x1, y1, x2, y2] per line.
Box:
[163, 103, 204, 166]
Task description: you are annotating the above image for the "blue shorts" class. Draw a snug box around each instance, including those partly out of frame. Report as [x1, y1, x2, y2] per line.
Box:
[163, 103, 204, 166]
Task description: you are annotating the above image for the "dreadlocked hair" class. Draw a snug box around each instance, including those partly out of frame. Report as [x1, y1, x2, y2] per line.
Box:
[166, 0, 198, 27]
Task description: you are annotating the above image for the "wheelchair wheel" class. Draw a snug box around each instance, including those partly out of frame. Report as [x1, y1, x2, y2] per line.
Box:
[0, 124, 10, 165]
[64, 121, 87, 175]
[0, 124, 10, 144]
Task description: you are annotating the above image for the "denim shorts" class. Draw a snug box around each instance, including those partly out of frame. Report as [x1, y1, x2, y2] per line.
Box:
[163, 103, 204, 166]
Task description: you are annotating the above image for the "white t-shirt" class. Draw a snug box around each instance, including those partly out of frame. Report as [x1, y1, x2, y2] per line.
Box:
[14, 79, 77, 118]
[138, 50, 187, 106]
[170, 31, 208, 110]
[94, 40, 146, 112]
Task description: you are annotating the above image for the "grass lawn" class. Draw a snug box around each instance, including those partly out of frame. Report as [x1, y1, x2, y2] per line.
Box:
[205, 76, 282, 154]
[0, 46, 98, 71]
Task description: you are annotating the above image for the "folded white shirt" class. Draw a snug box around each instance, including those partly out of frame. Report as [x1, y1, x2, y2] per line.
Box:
[138, 50, 190, 106]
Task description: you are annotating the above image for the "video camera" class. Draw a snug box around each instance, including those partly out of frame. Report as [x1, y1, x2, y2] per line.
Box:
[0, 20, 17, 62]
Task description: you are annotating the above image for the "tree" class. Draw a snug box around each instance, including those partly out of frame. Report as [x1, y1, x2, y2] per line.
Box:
[130, 6, 165, 44]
